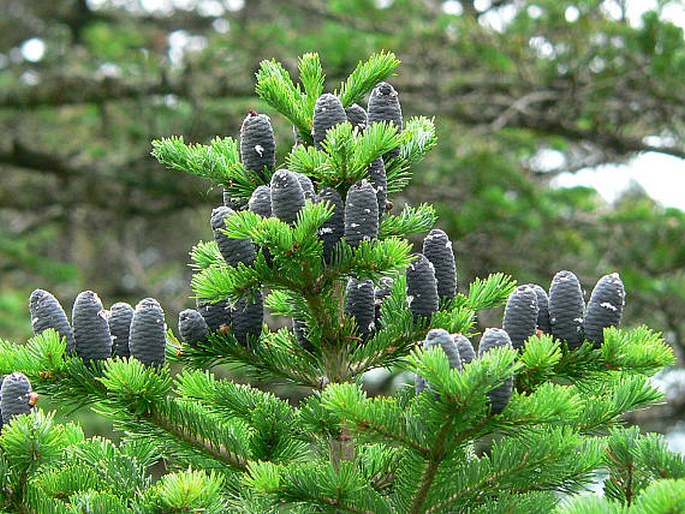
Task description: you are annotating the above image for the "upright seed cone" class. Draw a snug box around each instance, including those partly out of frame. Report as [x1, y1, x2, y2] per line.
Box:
[549, 270, 585, 349]
[406, 253, 439, 322]
[318, 186, 344, 263]
[312, 93, 347, 149]
[367, 158, 388, 218]
[345, 278, 375, 342]
[1, 372, 33, 425]
[478, 328, 513, 414]
[502, 285, 539, 351]
[129, 298, 167, 367]
[584, 273, 625, 346]
[344, 180, 379, 247]
[179, 309, 210, 346]
[528, 284, 551, 333]
[211, 206, 256, 267]
[239, 112, 276, 182]
[72, 290, 112, 364]
[271, 169, 305, 226]
[367, 82, 403, 160]
[415, 328, 462, 395]
[248, 185, 272, 217]
[109, 302, 134, 358]
[346, 103, 368, 131]
[422, 229, 457, 302]
[29, 289, 76, 354]
[232, 292, 264, 346]
[373, 277, 394, 327]
[453, 333, 476, 364]
[196, 298, 232, 333]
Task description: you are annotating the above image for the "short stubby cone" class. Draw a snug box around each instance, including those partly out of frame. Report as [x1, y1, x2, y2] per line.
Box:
[72, 290, 112, 363]
[29, 289, 76, 354]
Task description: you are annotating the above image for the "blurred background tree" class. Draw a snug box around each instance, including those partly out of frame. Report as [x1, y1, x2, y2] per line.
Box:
[1, 0, 684, 367]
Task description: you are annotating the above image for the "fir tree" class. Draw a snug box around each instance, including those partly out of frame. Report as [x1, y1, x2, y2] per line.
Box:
[0, 52, 682, 513]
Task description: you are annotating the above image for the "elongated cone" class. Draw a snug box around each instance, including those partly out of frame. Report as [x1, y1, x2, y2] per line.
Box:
[232, 292, 263, 346]
[129, 298, 166, 367]
[29, 289, 76, 354]
[72, 290, 112, 363]
[211, 206, 256, 267]
[312, 93, 347, 148]
[109, 302, 134, 358]
[178, 309, 209, 346]
[248, 185, 272, 217]
[422, 229, 457, 302]
[529, 284, 551, 333]
[406, 253, 439, 322]
[293, 319, 315, 353]
[374, 277, 394, 326]
[367, 158, 387, 218]
[345, 278, 375, 341]
[196, 298, 232, 333]
[367, 82, 402, 159]
[478, 328, 513, 414]
[318, 186, 344, 263]
[344, 180, 379, 247]
[346, 103, 368, 131]
[415, 328, 462, 395]
[240, 112, 276, 182]
[584, 273, 625, 346]
[503, 285, 539, 351]
[271, 169, 305, 226]
[549, 271, 585, 349]
[453, 333, 476, 364]
[1, 372, 33, 425]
